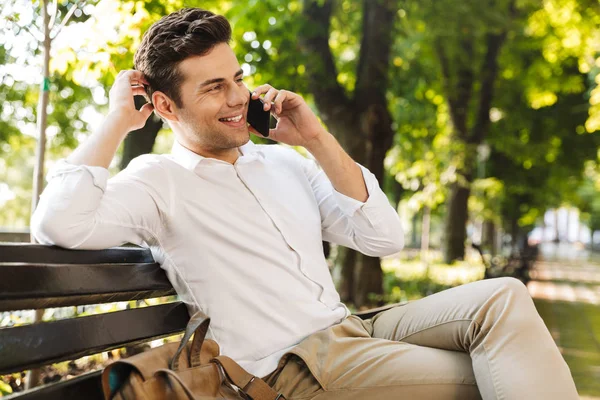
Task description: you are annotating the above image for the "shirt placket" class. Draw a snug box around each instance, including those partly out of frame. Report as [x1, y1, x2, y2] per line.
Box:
[234, 161, 328, 303]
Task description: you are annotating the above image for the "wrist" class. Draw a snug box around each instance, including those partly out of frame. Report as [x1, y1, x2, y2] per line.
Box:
[105, 111, 136, 137]
[304, 129, 332, 153]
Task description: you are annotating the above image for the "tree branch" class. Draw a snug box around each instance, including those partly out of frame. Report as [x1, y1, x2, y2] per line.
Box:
[455, 36, 475, 134]
[51, 1, 84, 40]
[468, 0, 516, 144]
[434, 38, 454, 106]
[468, 31, 507, 144]
[436, 35, 475, 138]
[300, 0, 351, 125]
[48, 0, 58, 31]
[354, 0, 396, 106]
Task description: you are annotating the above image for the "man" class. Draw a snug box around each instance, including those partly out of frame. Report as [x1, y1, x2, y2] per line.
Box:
[31, 8, 578, 400]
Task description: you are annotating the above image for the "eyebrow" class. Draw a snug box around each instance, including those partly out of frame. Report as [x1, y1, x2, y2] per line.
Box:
[196, 69, 244, 91]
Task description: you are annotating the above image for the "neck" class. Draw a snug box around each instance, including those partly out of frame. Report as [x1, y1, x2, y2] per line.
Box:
[173, 127, 244, 164]
[190, 144, 240, 164]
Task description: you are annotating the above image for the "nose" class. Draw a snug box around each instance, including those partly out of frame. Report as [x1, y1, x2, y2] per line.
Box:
[226, 83, 247, 108]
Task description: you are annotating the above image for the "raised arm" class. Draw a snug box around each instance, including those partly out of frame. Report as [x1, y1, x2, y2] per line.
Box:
[67, 70, 154, 168]
[250, 85, 404, 256]
[31, 71, 166, 249]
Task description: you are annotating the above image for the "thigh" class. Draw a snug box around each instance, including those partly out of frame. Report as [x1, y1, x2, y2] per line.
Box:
[274, 317, 480, 400]
[319, 337, 480, 400]
[371, 277, 531, 351]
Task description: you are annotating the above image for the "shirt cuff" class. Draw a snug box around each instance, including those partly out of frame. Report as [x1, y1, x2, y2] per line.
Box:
[332, 163, 389, 217]
[47, 159, 110, 192]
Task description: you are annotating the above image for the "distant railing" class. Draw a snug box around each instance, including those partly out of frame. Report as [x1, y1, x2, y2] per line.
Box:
[0, 230, 30, 243]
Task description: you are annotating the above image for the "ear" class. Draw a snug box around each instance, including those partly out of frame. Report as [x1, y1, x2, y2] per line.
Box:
[152, 91, 179, 122]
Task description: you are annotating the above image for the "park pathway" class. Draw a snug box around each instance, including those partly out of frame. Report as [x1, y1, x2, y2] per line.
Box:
[526, 242, 600, 399]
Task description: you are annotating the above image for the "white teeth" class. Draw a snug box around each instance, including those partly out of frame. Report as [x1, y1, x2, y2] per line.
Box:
[220, 115, 242, 122]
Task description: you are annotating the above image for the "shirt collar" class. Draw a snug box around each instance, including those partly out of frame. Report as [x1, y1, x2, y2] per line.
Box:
[170, 139, 265, 171]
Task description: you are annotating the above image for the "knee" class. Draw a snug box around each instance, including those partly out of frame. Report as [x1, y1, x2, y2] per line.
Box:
[494, 277, 529, 295]
[489, 277, 535, 312]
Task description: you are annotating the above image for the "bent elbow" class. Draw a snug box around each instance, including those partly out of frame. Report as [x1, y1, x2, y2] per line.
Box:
[358, 223, 405, 258]
[387, 234, 405, 256]
[30, 209, 90, 249]
[356, 235, 404, 258]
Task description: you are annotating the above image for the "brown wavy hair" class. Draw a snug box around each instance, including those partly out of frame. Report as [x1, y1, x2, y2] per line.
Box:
[134, 8, 231, 108]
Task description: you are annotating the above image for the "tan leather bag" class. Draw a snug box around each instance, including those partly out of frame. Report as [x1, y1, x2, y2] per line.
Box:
[102, 311, 285, 400]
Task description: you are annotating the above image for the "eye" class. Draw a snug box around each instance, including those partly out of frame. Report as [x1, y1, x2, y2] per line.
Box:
[209, 84, 223, 92]
[236, 77, 244, 84]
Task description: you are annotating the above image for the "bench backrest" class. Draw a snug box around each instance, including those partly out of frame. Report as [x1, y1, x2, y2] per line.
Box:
[0, 243, 190, 399]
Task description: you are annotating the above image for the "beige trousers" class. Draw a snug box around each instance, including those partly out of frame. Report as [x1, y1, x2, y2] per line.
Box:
[264, 277, 579, 400]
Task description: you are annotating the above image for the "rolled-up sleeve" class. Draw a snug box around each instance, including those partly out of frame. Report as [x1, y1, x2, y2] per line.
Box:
[301, 156, 404, 257]
[31, 156, 169, 250]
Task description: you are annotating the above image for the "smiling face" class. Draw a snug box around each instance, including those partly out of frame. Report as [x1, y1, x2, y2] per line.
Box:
[153, 43, 250, 162]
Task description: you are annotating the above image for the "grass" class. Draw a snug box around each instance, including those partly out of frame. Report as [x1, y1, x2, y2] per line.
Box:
[534, 299, 600, 397]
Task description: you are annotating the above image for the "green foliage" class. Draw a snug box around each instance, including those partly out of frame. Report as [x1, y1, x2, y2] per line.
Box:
[1, 0, 598, 239]
[0, 135, 35, 228]
[380, 256, 485, 301]
[576, 160, 600, 232]
[387, 0, 600, 238]
[0, 380, 12, 395]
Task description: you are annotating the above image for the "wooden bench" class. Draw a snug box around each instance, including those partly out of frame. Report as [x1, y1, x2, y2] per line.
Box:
[0, 243, 391, 399]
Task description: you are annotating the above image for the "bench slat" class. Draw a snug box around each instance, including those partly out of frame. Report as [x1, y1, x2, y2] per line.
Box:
[0, 262, 175, 311]
[0, 243, 153, 264]
[0, 302, 189, 375]
[5, 370, 103, 400]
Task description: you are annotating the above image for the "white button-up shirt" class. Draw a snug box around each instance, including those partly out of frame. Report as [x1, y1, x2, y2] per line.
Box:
[31, 139, 404, 377]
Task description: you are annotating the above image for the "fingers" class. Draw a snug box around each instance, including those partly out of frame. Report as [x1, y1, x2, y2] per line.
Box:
[261, 88, 279, 111]
[139, 102, 155, 120]
[131, 86, 147, 96]
[272, 90, 289, 114]
[253, 84, 293, 114]
[251, 84, 277, 112]
[115, 70, 150, 87]
[251, 83, 272, 98]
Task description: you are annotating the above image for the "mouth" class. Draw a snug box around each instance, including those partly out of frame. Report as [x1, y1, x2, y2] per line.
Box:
[218, 114, 246, 128]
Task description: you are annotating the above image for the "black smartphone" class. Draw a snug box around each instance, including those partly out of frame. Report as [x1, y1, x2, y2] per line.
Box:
[247, 90, 271, 137]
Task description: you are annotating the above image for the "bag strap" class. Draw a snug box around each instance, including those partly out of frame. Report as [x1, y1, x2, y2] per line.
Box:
[212, 356, 284, 400]
[155, 369, 198, 400]
[170, 311, 211, 370]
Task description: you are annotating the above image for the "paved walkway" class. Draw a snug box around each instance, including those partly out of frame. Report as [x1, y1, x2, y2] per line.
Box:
[527, 242, 600, 398]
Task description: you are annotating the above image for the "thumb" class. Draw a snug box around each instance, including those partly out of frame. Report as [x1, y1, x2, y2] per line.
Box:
[139, 103, 155, 121]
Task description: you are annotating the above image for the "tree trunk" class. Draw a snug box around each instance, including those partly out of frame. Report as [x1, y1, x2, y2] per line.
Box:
[443, 183, 471, 263]
[436, 10, 510, 263]
[510, 216, 519, 253]
[301, 0, 397, 307]
[353, 254, 383, 307]
[411, 212, 419, 247]
[30, 0, 51, 222]
[26, 0, 51, 390]
[482, 220, 495, 255]
[554, 209, 560, 242]
[421, 206, 431, 260]
[565, 207, 572, 243]
[338, 246, 355, 303]
[119, 96, 163, 170]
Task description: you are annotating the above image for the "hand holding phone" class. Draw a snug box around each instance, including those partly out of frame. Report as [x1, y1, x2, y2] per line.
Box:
[247, 90, 271, 137]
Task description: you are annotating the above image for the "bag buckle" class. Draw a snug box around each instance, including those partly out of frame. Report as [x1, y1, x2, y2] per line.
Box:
[242, 377, 286, 400]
